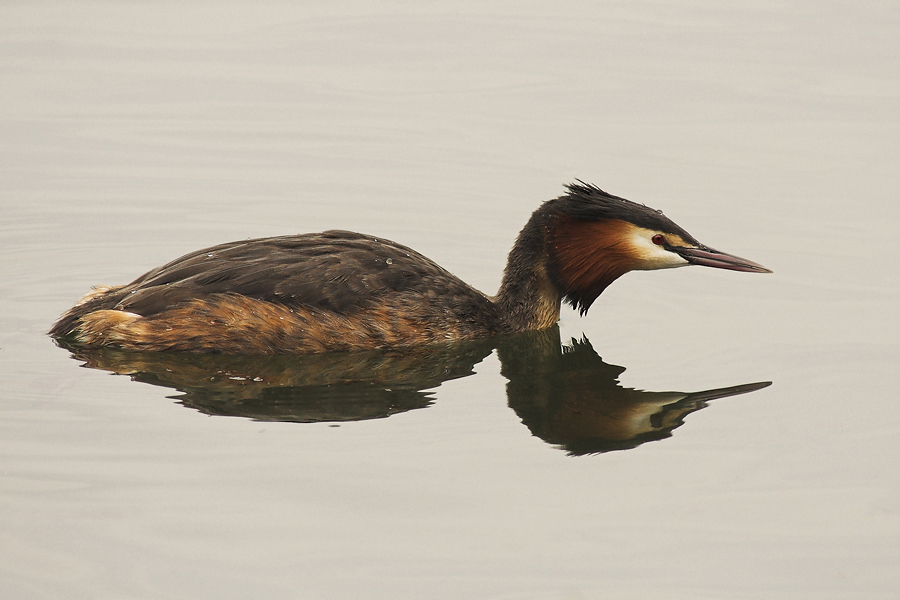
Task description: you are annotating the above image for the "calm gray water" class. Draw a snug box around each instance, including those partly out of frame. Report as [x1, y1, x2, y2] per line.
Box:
[2, 2, 898, 599]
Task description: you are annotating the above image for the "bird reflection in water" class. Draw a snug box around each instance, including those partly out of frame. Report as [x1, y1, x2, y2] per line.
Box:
[57, 328, 770, 455]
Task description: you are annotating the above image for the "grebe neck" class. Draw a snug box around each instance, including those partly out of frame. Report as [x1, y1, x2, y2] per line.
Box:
[494, 213, 562, 332]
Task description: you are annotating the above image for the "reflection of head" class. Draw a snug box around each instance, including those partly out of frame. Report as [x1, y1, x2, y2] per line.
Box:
[499, 333, 770, 455]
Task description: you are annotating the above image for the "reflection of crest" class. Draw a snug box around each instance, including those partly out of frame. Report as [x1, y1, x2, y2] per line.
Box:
[56, 328, 770, 454]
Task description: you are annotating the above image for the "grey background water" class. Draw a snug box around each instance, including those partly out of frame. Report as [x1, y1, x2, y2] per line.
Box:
[2, 2, 898, 598]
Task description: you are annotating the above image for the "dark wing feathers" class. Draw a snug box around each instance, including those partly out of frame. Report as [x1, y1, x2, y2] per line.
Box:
[111, 231, 468, 316]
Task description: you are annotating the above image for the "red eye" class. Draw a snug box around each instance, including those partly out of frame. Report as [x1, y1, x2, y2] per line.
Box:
[652, 234, 665, 245]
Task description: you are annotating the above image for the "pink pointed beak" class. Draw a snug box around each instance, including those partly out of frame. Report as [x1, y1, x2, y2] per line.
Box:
[674, 245, 772, 273]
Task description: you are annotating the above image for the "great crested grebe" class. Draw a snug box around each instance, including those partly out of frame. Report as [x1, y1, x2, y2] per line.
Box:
[50, 182, 771, 354]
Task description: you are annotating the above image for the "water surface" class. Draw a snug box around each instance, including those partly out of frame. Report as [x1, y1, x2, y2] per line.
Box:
[2, 2, 898, 599]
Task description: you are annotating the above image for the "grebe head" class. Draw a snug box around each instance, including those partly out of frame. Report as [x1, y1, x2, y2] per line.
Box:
[545, 181, 771, 314]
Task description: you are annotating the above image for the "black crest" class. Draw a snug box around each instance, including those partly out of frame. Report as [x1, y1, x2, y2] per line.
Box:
[557, 181, 699, 244]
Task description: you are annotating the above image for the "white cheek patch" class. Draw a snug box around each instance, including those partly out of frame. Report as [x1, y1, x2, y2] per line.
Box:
[626, 227, 690, 271]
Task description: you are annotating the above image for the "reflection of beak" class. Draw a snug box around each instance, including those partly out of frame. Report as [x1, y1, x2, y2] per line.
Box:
[684, 380, 772, 402]
[674, 245, 772, 273]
